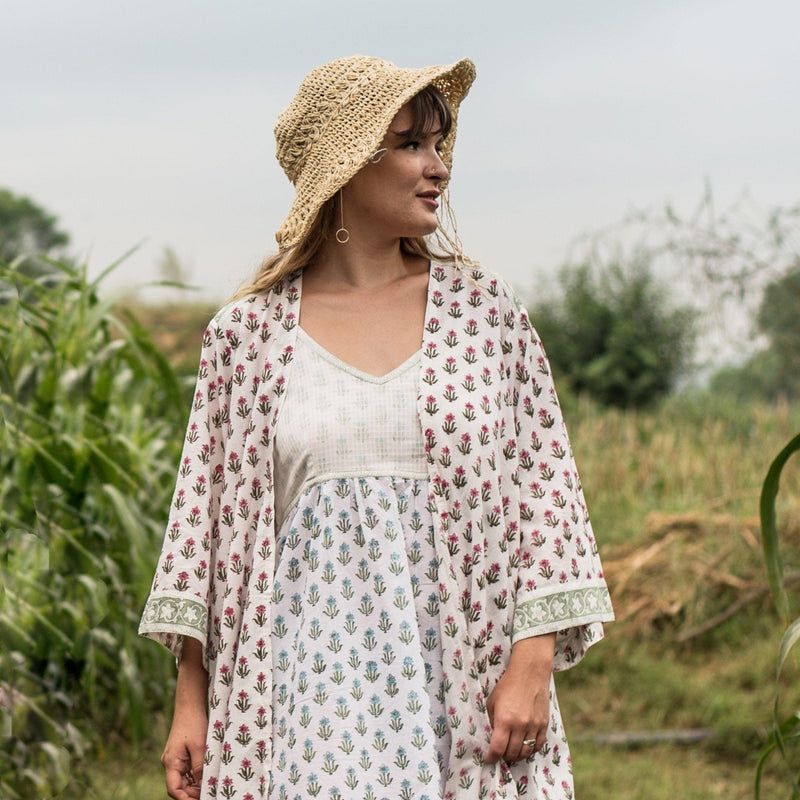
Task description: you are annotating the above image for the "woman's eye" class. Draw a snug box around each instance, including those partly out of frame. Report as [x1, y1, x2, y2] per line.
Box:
[404, 140, 421, 150]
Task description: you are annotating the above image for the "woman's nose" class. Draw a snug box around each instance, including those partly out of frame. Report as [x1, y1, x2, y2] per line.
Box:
[425, 149, 449, 182]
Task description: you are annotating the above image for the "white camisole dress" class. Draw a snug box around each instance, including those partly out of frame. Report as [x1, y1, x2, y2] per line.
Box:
[270, 327, 450, 800]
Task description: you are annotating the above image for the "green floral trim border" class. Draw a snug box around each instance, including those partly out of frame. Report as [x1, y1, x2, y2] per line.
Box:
[139, 595, 207, 638]
[513, 585, 614, 638]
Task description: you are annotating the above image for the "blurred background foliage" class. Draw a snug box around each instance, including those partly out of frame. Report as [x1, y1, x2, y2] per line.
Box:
[530, 255, 697, 407]
[0, 193, 189, 796]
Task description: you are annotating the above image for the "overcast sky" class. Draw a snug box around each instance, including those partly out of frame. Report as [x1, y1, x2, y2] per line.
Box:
[3, 0, 799, 310]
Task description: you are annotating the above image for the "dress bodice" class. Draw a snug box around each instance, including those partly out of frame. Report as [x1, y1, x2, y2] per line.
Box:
[273, 328, 427, 526]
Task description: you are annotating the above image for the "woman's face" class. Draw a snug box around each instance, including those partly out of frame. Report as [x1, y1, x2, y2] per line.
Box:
[341, 102, 450, 243]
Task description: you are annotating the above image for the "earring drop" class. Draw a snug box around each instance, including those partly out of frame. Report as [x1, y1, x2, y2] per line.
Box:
[335, 188, 350, 243]
[369, 148, 388, 164]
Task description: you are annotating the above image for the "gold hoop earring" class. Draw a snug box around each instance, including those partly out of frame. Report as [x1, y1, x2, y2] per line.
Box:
[335, 189, 350, 243]
[369, 148, 388, 164]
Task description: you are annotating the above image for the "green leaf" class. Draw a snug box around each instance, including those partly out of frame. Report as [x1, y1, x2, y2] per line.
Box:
[760, 431, 800, 622]
[777, 619, 800, 681]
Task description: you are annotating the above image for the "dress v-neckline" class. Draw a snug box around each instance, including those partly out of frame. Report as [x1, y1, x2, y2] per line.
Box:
[295, 265, 433, 384]
[296, 327, 421, 385]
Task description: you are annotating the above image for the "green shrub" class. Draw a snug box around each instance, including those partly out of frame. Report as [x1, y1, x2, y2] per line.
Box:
[710, 263, 800, 402]
[530, 256, 696, 408]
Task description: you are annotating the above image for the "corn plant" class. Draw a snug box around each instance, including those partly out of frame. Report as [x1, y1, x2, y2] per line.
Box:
[0, 255, 188, 797]
[756, 431, 800, 798]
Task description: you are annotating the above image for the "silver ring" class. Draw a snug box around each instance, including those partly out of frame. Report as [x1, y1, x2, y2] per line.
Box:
[522, 738, 536, 748]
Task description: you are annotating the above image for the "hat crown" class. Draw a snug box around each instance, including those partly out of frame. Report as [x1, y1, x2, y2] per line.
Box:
[275, 56, 394, 184]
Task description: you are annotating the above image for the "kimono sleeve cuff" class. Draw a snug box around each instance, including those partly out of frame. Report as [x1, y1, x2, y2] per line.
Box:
[138, 593, 208, 660]
[511, 583, 614, 643]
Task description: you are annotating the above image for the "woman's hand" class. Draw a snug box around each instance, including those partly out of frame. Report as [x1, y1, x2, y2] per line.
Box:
[484, 632, 556, 765]
[162, 637, 209, 800]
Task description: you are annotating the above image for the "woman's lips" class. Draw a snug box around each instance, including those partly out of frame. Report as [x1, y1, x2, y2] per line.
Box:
[417, 192, 440, 209]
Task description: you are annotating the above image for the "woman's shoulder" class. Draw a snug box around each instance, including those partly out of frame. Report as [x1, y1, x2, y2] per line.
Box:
[431, 257, 525, 312]
[209, 273, 302, 330]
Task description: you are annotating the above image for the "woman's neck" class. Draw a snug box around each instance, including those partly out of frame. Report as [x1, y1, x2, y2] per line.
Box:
[307, 238, 426, 292]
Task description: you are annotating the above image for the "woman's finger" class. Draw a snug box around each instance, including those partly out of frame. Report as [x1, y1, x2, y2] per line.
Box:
[164, 749, 203, 800]
[506, 741, 525, 763]
[505, 724, 537, 763]
[521, 735, 539, 758]
[484, 722, 510, 764]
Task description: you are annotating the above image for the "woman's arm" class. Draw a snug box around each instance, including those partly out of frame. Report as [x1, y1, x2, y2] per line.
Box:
[484, 632, 556, 764]
[162, 637, 209, 800]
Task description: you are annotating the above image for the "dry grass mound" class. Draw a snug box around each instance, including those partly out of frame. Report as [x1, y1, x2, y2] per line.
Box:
[604, 510, 800, 639]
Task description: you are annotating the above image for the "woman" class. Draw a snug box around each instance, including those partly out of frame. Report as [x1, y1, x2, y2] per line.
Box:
[140, 55, 613, 800]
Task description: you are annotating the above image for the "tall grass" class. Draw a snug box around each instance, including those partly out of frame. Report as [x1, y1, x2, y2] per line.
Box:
[0, 256, 186, 797]
[565, 392, 800, 547]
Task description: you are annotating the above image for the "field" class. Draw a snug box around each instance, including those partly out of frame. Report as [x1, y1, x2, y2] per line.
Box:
[561, 396, 800, 799]
[4, 287, 800, 798]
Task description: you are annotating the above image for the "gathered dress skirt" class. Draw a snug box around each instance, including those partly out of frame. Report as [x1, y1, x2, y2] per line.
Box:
[269, 329, 448, 800]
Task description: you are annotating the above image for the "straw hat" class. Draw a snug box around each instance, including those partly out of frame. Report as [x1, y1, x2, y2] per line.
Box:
[274, 55, 476, 251]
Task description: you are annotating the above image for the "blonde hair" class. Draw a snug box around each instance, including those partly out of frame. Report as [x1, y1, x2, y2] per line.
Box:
[234, 85, 465, 299]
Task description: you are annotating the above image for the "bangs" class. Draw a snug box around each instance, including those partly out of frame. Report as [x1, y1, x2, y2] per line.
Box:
[407, 84, 454, 140]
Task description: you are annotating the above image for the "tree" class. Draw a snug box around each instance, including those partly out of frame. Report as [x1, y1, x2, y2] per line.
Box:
[757, 261, 800, 391]
[0, 188, 70, 263]
[710, 261, 800, 400]
[157, 245, 192, 286]
[530, 255, 697, 408]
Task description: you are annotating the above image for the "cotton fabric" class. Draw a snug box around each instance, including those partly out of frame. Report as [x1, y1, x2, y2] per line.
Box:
[139, 260, 614, 799]
[269, 332, 449, 798]
[272, 327, 426, 526]
[270, 333, 450, 799]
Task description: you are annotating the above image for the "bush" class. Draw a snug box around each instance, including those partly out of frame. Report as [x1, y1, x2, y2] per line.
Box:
[530, 256, 697, 408]
[706, 263, 800, 402]
[0, 256, 187, 797]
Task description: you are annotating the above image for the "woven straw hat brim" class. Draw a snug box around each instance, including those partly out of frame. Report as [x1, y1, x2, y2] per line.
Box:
[274, 56, 476, 251]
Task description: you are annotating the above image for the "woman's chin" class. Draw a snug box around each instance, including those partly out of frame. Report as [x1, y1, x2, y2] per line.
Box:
[414, 220, 440, 238]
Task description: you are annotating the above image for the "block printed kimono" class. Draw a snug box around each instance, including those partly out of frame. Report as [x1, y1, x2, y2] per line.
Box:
[139, 260, 614, 800]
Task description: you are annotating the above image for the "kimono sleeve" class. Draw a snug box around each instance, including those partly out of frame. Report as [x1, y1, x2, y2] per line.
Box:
[138, 317, 227, 665]
[507, 293, 614, 671]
